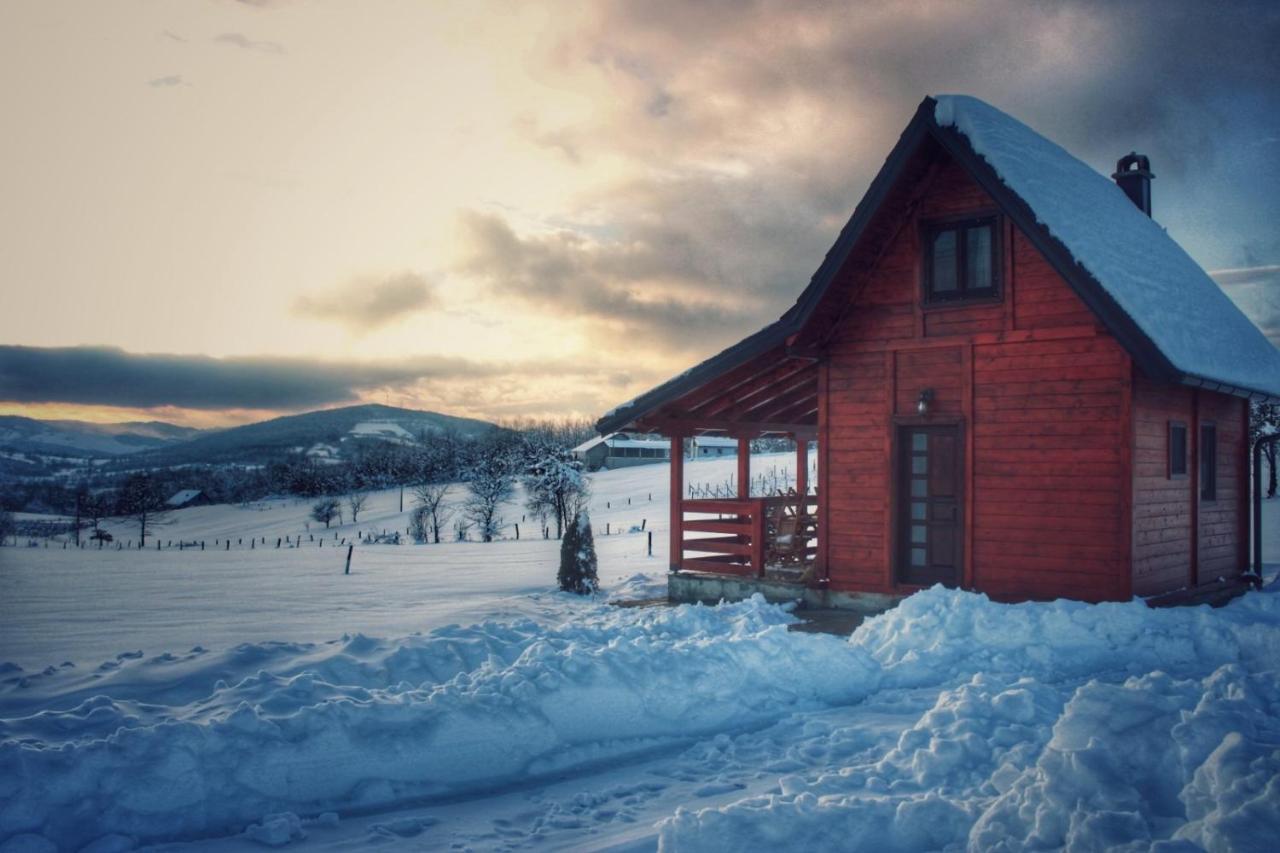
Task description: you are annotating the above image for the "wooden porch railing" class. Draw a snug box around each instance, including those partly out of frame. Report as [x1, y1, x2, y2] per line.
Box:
[679, 498, 767, 577]
[677, 494, 818, 578]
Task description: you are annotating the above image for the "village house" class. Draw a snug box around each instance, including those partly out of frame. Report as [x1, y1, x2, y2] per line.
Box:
[572, 432, 671, 471]
[597, 95, 1280, 612]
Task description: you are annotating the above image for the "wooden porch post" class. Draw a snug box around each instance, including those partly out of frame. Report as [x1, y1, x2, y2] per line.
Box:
[737, 436, 750, 499]
[794, 435, 808, 499]
[670, 434, 684, 572]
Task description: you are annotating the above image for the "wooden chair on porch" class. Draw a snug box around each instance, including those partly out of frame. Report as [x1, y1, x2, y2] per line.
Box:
[764, 488, 817, 581]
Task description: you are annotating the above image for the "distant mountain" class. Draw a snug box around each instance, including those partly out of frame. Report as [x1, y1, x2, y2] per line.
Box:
[0, 416, 205, 458]
[123, 404, 498, 467]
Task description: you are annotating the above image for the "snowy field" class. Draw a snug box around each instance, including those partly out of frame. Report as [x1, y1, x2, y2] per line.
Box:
[2, 456, 1280, 852]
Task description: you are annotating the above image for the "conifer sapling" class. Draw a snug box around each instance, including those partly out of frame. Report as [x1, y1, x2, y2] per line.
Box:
[558, 511, 599, 595]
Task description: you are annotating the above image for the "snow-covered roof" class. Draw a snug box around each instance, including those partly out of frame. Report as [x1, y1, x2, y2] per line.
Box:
[692, 436, 737, 447]
[596, 95, 1280, 437]
[933, 95, 1280, 398]
[572, 435, 607, 454]
[573, 433, 669, 453]
[166, 489, 202, 507]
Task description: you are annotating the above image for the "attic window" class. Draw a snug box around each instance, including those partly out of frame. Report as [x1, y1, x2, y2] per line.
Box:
[924, 217, 999, 303]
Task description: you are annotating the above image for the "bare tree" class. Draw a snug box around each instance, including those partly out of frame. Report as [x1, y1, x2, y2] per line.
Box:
[115, 472, 172, 547]
[411, 483, 451, 544]
[311, 497, 341, 529]
[0, 509, 13, 546]
[346, 492, 369, 525]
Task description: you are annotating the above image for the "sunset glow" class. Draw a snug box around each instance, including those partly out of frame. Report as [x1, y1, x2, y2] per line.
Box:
[2, 0, 1277, 426]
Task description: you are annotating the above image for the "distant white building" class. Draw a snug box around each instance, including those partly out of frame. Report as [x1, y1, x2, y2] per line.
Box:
[572, 433, 670, 471]
[690, 436, 738, 459]
[165, 489, 207, 509]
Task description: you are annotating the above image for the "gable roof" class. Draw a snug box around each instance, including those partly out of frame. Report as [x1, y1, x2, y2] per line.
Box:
[598, 95, 1280, 435]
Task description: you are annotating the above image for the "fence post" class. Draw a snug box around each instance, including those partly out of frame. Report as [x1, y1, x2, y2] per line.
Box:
[648, 530, 653, 557]
[344, 544, 353, 575]
[514, 523, 520, 540]
[226, 540, 230, 551]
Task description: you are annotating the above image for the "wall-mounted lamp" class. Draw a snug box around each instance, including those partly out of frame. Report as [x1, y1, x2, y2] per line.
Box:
[916, 388, 935, 416]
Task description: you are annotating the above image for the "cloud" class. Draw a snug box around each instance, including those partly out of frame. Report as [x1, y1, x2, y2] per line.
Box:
[454, 211, 772, 351]
[0, 346, 657, 419]
[455, 0, 1280, 391]
[0, 346, 505, 411]
[1212, 265, 1280, 347]
[293, 272, 438, 332]
[214, 32, 285, 54]
[148, 75, 187, 88]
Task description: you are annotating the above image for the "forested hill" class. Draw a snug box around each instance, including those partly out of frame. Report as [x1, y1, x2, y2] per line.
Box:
[121, 404, 498, 467]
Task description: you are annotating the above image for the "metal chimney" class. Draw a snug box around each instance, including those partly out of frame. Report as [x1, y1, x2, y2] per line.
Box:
[1112, 152, 1153, 216]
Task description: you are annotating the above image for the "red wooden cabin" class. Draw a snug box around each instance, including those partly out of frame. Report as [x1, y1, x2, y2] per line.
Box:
[597, 95, 1280, 610]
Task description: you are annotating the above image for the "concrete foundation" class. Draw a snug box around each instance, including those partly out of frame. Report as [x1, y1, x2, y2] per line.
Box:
[668, 571, 905, 618]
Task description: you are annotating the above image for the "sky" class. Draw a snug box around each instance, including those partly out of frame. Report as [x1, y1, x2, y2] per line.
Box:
[1, 0, 1278, 428]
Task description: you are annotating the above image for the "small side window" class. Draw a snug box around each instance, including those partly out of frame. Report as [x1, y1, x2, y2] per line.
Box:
[1168, 422, 1187, 479]
[1200, 423, 1217, 502]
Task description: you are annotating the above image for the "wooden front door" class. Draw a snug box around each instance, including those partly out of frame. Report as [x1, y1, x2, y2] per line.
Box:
[896, 425, 963, 586]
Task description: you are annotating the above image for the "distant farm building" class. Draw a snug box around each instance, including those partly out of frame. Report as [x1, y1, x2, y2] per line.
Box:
[598, 95, 1280, 612]
[165, 489, 208, 509]
[573, 433, 671, 471]
[690, 436, 737, 458]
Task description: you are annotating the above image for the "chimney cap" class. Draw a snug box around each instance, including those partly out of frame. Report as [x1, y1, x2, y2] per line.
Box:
[1112, 151, 1154, 180]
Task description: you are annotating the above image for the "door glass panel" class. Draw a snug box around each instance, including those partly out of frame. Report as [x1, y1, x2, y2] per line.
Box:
[911, 547, 927, 567]
[912, 432, 928, 452]
[910, 502, 927, 520]
[911, 456, 928, 475]
[911, 525, 927, 544]
[911, 479, 928, 498]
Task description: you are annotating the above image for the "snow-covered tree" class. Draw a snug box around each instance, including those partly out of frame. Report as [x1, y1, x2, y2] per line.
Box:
[558, 512, 598, 595]
[523, 448, 588, 539]
[411, 482, 450, 544]
[311, 497, 341, 529]
[464, 456, 514, 543]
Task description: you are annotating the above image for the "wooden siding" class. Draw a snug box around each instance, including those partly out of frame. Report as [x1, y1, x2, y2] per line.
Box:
[1197, 391, 1246, 584]
[1131, 377, 1194, 595]
[822, 154, 1132, 601]
[1130, 378, 1247, 596]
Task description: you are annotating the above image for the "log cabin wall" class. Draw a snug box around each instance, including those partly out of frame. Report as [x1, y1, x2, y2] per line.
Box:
[1196, 391, 1248, 585]
[1130, 377, 1195, 596]
[823, 157, 1132, 601]
[1130, 379, 1248, 596]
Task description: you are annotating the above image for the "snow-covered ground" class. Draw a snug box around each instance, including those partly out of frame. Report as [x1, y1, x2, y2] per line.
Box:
[2, 456, 1280, 852]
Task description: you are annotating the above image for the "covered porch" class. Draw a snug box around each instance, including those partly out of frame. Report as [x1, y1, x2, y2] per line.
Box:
[598, 332, 827, 588]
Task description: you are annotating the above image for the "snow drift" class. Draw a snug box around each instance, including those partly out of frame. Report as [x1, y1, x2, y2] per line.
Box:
[3, 587, 1280, 851]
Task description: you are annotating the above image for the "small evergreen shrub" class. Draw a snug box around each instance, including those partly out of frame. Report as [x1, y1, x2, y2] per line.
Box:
[558, 512, 599, 595]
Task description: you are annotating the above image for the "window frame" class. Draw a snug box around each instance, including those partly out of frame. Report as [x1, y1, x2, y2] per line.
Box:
[1199, 421, 1217, 503]
[921, 214, 1002, 306]
[1168, 421, 1188, 480]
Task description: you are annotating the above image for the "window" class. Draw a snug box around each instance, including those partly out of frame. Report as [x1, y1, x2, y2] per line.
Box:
[924, 216, 999, 303]
[1200, 423, 1217, 501]
[1168, 422, 1187, 478]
